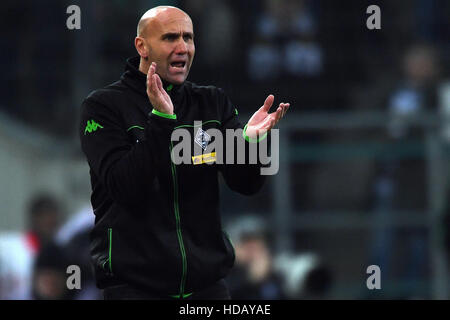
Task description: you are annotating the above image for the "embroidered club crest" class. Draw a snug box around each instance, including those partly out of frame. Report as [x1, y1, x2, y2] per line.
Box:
[194, 128, 211, 151]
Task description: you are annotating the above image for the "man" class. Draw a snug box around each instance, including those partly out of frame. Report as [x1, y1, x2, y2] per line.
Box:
[0, 194, 62, 299]
[80, 6, 290, 300]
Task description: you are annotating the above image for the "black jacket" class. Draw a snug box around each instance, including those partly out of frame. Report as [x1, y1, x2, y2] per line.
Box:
[79, 56, 267, 298]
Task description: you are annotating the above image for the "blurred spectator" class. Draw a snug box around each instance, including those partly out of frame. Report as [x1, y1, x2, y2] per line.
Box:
[247, 0, 322, 81]
[32, 241, 71, 300]
[0, 193, 63, 299]
[356, 43, 440, 115]
[387, 44, 439, 137]
[365, 44, 441, 298]
[225, 215, 333, 299]
[27, 194, 62, 247]
[0, 233, 34, 299]
[273, 253, 333, 299]
[55, 205, 102, 300]
[225, 216, 287, 299]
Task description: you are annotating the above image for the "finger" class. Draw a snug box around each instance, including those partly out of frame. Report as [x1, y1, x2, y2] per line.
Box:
[155, 73, 163, 91]
[285, 105, 290, 117]
[152, 74, 162, 99]
[147, 63, 156, 92]
[146, 77, 152, 94]
[153, 74, 165, 100]
[281, 103, 287, 117]
[284, 103, 290, 116]
[261, 94, 274, 112]
[148, 62, 156, 76]
[147, 63, 156, 84]
[147, 73, 152, 92]
[270, 108, 281, 126]
[281, 103, 289, 118]
[275, 107, 282, 123]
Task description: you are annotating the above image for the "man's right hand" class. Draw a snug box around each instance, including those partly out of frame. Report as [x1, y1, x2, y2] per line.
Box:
[146, 62, 174, 115]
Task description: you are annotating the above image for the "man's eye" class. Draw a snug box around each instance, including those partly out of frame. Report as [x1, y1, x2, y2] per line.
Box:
[183, 35, 192, 41]
[165, 35, 177, 41]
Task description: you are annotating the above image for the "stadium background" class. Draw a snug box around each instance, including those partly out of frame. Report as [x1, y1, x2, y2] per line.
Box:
[1, 0, 450, 299]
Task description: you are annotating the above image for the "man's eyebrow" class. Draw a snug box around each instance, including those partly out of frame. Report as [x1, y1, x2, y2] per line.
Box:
[161, 32, 194, 39]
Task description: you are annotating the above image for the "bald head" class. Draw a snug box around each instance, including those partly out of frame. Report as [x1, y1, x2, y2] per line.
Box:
[134, 6, 195, 84]
[137, 6, 192, 37]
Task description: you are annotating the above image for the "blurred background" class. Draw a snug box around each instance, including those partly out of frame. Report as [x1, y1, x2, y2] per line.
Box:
[1, 0, 450, 299]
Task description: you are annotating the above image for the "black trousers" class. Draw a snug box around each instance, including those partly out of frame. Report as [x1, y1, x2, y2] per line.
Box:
[103, 279, 231, 300]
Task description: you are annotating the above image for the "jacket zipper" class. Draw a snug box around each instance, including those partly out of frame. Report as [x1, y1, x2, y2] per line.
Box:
[108, 228, 113, 274]
[103, 228, 113, 275]
[169, 144, 187, 298]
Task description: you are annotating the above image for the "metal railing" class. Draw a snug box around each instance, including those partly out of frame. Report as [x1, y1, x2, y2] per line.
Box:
[270, 111, 449, 299]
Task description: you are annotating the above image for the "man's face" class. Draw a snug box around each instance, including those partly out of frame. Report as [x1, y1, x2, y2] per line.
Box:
[142, 10, 195, 85]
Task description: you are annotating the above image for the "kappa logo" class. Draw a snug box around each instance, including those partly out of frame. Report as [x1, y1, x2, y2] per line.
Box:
[194, 128, 211, 150]
[84, 120, 103, 135]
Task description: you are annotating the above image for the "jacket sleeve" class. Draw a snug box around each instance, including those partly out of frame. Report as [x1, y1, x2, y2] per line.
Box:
[80, 94, 176, 207]
[217, 88, 268, 196]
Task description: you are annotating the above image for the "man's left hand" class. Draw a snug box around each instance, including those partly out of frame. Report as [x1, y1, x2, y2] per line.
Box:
[245, 95, 290, 140]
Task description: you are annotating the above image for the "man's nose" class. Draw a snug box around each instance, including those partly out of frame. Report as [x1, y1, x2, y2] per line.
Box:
[174, 38, 188, 54]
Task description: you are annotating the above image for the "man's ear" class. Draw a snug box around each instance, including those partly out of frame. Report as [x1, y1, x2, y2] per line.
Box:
[135, 37, 149, 60]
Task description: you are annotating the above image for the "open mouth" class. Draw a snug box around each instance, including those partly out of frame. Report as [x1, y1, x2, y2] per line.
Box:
[170, 61, 186, 69]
